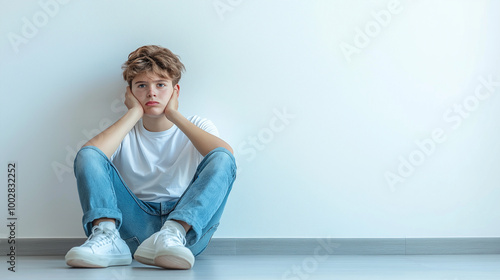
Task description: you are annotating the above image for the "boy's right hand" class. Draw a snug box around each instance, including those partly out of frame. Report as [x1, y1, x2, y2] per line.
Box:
[124, 86, 144, 115]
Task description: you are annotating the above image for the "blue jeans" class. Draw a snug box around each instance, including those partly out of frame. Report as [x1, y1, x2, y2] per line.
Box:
[73, 146, 236, 256]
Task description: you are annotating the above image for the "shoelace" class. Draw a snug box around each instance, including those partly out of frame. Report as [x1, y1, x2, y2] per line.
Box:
[154, 227, 186, 247]
[84, 225, 116, 248]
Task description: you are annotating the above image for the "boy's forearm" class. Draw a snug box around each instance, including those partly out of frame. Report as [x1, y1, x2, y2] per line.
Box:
[83, 108, 143, 158]
[168, 111, 234, 156]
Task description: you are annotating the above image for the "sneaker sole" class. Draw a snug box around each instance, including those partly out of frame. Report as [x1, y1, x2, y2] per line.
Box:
[135, 246, 194, 270]
[134, 246, 155, 266]
[65, 250, 132, 268]
[155, 246, 195, 270]
[154, 254, 193, 270]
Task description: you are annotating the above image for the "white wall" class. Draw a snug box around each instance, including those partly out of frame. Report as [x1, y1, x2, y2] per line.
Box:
[1, 0, 499, 239]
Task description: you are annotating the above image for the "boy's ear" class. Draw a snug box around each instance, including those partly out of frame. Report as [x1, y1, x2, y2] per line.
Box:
[174, 84, 180, 97]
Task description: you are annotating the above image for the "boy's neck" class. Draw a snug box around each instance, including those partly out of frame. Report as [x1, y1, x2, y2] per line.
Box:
[142, 115, 174, 132]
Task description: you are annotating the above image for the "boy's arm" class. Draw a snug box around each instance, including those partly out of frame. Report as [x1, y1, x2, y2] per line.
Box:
[83, 87, 144, 158]
[165, 91, 234, 157]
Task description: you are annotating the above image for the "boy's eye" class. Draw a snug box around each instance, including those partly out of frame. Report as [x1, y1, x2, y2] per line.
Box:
[138, 84, 146, 88]
[157, 83, 166, 88]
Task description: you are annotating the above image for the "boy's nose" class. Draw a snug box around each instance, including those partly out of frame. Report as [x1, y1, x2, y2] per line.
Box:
[147, 89, 157, 97]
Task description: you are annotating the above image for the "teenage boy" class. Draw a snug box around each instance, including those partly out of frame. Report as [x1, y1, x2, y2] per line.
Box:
[65, 45, 236, 270]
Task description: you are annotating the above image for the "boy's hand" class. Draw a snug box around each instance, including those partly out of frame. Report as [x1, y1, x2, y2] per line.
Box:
[164, 88, 179, 120]
[124, 86, 144, 115]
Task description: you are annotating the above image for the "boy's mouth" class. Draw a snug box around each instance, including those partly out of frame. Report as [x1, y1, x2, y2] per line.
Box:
[145, 101, 159, 106]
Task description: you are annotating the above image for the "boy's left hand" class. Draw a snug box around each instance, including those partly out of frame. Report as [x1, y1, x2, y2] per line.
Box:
[164, 88, 179, 120]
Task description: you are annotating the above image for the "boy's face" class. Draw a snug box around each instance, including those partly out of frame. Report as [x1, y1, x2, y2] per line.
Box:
[130, 71, 178, 117]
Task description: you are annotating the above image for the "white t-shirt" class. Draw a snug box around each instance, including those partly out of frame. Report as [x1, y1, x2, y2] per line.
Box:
[110, 115, 219, 203]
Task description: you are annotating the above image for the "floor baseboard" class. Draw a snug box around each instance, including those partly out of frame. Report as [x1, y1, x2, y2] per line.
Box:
[1, 237, 499, 256]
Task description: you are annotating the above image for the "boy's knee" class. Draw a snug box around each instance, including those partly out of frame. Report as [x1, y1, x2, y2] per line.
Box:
[206, 148, 236, 170]
[74, 146, 108, 172]
[76, 146, 99, 162]
[201, 149, 237, 184]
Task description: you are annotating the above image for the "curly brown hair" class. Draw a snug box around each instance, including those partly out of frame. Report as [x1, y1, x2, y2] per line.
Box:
[122, 45, 185, 86]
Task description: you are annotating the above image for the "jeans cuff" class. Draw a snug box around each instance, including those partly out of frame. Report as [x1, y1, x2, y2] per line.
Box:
[167, 211, 202, 247]
[82, 208, 122, 236]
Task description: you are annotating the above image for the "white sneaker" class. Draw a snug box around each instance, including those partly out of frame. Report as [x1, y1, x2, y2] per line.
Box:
[65, 221, 132, 268]
[134, 222, 195, 270]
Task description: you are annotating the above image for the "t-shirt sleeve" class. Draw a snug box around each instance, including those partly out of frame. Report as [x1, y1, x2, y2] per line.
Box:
[190, 116, 220, 137]
[111, 122, 139, 162]
[110, 142, 122, 162]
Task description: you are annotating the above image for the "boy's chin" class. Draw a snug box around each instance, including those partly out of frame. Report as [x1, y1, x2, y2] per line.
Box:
[143, 111, 166, 118]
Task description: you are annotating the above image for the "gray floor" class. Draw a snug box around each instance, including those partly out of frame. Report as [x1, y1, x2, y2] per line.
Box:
[2, 255, 500, 280]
